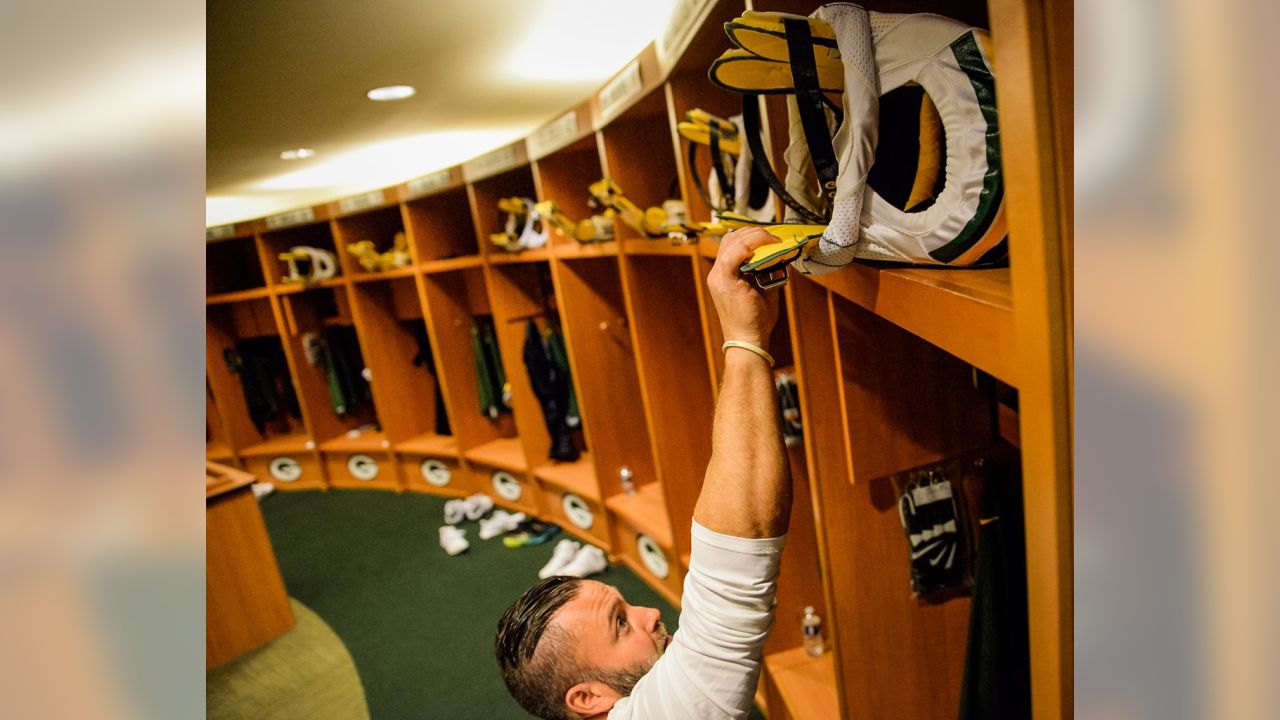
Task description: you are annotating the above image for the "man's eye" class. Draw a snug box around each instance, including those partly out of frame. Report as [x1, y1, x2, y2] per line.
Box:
[617, 615, 628, 632]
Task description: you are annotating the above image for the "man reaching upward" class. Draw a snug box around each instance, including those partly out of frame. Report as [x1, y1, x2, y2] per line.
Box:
[496, 227, 793, 719]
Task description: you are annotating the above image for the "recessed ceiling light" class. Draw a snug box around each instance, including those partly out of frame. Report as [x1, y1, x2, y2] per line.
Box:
[367, 85, 416, 101]
[280, 148, 316, 160]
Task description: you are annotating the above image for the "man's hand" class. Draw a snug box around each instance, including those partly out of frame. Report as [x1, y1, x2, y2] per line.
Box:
[707, 228, 782, 350]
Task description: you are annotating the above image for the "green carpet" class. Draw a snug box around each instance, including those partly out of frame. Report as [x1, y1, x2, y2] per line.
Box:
[258, 490, 679, 719]
[208, 598, 369, 720]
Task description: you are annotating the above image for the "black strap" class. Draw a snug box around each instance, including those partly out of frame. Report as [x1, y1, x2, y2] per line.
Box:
[686, 142, 714, 210]
[783, 18, 840, 213]
[708, 125, 735, 211]
[741, 96, 827, 224]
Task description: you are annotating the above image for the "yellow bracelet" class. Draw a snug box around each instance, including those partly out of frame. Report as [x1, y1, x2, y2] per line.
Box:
[722, 340, 775, 367]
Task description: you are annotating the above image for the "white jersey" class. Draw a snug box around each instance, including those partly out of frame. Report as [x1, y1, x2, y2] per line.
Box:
[608, 522, 787, 719]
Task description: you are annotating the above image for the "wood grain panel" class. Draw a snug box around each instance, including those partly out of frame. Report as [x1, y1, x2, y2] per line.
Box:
[207, 480, 295, 668]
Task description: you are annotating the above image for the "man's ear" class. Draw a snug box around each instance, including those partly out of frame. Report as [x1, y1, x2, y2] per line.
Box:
[564, 680, 621, 718]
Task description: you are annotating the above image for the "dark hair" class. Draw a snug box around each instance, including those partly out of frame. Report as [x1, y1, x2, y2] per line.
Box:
[495, 576, 584, 719]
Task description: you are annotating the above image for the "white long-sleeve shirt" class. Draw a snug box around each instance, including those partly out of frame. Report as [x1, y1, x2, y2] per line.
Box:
[608, 521, 787, 719]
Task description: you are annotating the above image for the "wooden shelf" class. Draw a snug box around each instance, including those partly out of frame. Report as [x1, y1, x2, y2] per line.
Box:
[697, 240, 720, 260]
[809, 265, 1016, 385]
[350, 265, 417, 283]
[621, 239, 696, 257]
[420, 255, 482, 273]
[206, 461, 256, 499]
[605, 482, 673, 549]
[764, 647, 838, 720]
[395, 432, 459, 457]
[272, 276, 348, 295]
[318, 430, 390, 453]
[554, 241, 619, 260]
[464, 436, 528, 472]
[533, 453, 598, 500]
[487, 246, 551, 264]
[240, 433, 313, 457]
[207, 287, 271, 305]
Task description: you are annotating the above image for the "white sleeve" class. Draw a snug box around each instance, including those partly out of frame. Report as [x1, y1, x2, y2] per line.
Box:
[608, 521, 786, 719]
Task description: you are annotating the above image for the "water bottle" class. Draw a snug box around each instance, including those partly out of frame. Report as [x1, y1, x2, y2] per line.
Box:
[802, 605, 825, 657]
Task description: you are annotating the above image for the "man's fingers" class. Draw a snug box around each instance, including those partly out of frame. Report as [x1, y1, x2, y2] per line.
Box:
[714, 228, 775, 277]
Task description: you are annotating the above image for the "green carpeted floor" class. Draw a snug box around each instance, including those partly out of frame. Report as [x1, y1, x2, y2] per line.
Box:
[258, 490, 679, 719]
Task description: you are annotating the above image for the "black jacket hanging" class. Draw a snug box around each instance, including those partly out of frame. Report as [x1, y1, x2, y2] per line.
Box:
[522, 318, 578, 461]
[957, 452, 1032, 720]
[410, 323, 452, 436]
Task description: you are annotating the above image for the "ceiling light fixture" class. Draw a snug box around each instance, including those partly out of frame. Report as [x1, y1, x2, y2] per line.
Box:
[367, 85, 416, 101]
[280, 148, 316, 160]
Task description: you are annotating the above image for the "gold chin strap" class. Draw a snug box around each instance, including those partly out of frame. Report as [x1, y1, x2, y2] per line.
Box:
[587, 178, 669, 238]
[346, 231, 411, 272]
[739, 225, 826, 289]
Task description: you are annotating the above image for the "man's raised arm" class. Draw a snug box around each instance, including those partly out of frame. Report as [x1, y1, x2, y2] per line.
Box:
[695, 228, 792, 539]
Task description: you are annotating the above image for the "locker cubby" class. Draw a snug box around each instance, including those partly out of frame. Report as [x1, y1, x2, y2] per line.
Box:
[206, 299, 307, 449]
[484, 261, 565, 470]
[259, 220, 342, 288]
[550, 256, 657, 500]
[278, 287, 381, 457]
[620, 253, 716, 560]
[830, 292, 990, 483]
[333, 204, 412, 280]
[206, 235, 266, 296]
[597, 89, 681, 242]
[468, 165, 543, 262]
[405, 186, 480, 264]
[419, 266, 519, 462]
[532, 134, 606, 252]
[348, 277, 448, 445]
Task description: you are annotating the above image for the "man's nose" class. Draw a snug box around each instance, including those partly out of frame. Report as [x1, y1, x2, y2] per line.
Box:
[638, 606, 661, 633]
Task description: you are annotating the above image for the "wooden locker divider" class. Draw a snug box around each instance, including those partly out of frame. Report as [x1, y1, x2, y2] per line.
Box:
[206, 380, 237, 463]
[618, 253, 715, 564]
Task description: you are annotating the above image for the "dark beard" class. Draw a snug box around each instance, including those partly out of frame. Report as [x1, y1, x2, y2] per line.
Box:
[593, 623, 668, 697]
[593, 659, 654, 698]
